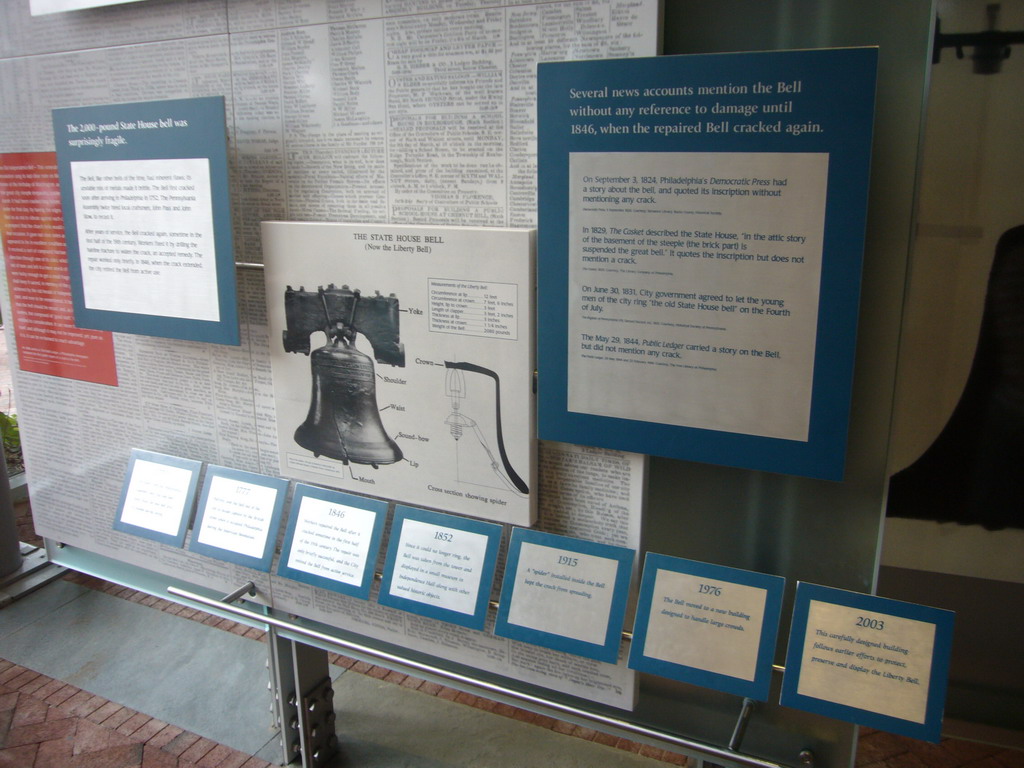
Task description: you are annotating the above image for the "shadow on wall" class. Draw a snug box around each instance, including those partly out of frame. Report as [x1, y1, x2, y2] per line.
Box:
[888, 225, 1024, 530]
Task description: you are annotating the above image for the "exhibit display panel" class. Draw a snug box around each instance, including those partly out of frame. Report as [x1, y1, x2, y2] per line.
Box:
[0, 0, 947, 766]
[0, 152, 119, 385]
[0, 0, 657, 589]
[0, 0, 656, 742]
[537, 48, 877, 481]
[52, 97, 240, 345]
[262, 222, 536, 526]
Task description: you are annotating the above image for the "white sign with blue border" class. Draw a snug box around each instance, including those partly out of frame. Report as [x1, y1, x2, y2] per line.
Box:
[188, 466, 288, 572]
[780, 582, 954, 742]
[277, 484, 387, 600]
[537, 48, 878, 480]
[628, 553, 784, 700]
[494, 528, 634, 663]
[113, 449, 201, 548]
[52, 97, 239, 345]
[378, 506, 502, 630]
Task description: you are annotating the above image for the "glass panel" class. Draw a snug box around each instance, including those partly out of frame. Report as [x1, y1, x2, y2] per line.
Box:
[641, 1, 936, 763]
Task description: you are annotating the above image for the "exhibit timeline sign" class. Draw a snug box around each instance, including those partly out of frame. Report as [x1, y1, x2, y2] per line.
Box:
[781, 582, 954, 742]
[537, 48, 878, 480]
[52, 97, 239, 345]
[110, 449, 953, 738]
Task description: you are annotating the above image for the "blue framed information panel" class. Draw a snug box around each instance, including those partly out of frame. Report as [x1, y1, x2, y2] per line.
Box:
[537, 49, 878, 480]
[52, 97, 239, 345]
[378, 506, 502, 630]
[112, 449, 201, 548]
[188, 466, 288, 572]
[780, 582, 954, 742]
[494, 528, 634, 663]
[628, 553, 784, 700]
[277, 484, 387, 600]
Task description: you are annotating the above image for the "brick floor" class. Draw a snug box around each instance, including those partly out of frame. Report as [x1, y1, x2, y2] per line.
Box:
[5, 645, 1023, 768]
[0, 664, 260, 767]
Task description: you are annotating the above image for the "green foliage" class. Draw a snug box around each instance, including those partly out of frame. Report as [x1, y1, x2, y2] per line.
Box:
[0, 409, 22, 473]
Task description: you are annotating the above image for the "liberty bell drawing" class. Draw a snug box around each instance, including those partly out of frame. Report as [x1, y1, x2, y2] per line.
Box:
[283, 284, 405, 467]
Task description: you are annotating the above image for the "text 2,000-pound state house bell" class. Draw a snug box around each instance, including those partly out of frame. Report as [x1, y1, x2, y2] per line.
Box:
[283, 284, 405, 467]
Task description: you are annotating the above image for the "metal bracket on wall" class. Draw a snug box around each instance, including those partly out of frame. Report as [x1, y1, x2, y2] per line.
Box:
[933, 5, 1024, 74]
[220, 580, 256, 604]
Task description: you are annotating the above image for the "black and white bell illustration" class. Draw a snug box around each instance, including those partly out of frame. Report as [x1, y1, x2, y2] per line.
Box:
[283, 284, 405, 468]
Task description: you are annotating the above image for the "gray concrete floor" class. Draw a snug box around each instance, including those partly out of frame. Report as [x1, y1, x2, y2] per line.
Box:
[0, 577, 674, 767]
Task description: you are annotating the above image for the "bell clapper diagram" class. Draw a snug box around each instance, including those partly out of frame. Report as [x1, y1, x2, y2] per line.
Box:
[444, 361, 528, 495]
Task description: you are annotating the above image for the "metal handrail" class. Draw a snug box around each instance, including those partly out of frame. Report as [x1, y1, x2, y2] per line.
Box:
[169, 585, 801, 768]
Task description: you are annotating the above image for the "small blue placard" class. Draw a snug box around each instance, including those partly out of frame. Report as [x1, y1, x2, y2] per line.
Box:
[378, 506, 502, 630]
[628, 553, 784, 700]
[113, 449, 201, 548]
[494, 528, 634, 663]
[188, 466, 288, 572]
[780, 582, 954, 742]
[52, 97, 239, 345]
[277, 484, 387, 600]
